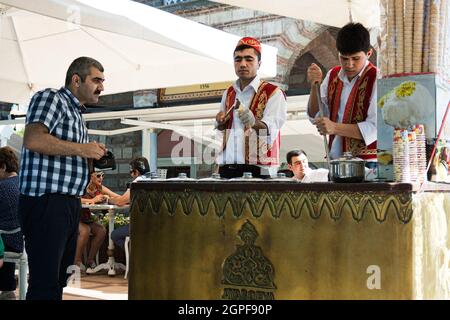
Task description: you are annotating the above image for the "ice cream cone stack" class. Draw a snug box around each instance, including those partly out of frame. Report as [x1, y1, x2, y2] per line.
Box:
[414, 124, 427, 183]
[408, 130, 418, 182]
[393, 128, 411, 182]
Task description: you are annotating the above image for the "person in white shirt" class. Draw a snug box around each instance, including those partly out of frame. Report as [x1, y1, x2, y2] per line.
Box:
[109, 157, 149, 250]
[287, 150, 329, 183]
[215, 37, 287, 178]
[307, 23, 377, 170]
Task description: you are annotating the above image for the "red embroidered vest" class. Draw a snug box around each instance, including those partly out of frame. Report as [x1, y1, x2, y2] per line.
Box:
[327, 62, 377, 160]
[222, 81, 283, 166]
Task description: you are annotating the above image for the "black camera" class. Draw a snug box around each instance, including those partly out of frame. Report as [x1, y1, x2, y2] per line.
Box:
[93, 150, 116, 170]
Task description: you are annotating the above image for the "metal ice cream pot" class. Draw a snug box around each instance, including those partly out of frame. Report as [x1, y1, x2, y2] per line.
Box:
[329, 152, 365, 183]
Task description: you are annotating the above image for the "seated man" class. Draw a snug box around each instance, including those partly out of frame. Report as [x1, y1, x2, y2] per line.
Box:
[109, 157, 149, 249]
[287, 150, 329, 183]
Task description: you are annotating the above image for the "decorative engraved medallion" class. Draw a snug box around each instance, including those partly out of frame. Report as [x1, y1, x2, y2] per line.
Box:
[222, 220, 276, 300]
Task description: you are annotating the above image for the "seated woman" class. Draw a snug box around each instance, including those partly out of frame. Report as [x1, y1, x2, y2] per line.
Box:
[75, 171, 119, 273]
[0, 147, 23, 300]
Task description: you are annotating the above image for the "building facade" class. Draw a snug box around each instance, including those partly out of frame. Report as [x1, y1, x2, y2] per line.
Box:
[92, 0, 378, 188]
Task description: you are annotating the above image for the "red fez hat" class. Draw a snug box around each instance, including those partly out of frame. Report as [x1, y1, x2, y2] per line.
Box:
[236, 37, 261, 54]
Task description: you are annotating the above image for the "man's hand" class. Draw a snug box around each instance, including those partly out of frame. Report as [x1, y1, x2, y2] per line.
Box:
[80, 142, 106, 160]
[307, 63, 323, 85]
[314, 117, 337, 135]
[238, 109, 256, 128]
[215, 111, 229, 126]
[215, 111, 231, 131]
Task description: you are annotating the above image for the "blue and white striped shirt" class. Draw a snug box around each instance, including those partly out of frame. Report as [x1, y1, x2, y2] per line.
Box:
[19, 87, 89, 196]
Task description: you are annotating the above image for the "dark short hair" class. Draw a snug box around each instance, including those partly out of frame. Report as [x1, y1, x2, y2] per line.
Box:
[336, 23, 370, 55]
[286, 149, 307, 165]
[234, 45, 261, 61]
[130, 157, 150, 175]
[65, 56, 104, 87]
[0, 146, 19, 173]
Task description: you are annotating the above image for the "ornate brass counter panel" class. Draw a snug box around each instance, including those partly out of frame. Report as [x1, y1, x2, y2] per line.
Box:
[128, 182, 450, 299]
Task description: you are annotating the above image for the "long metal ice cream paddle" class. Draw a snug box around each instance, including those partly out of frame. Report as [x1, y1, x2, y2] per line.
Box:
[224, 99, 241, 120]
[315, 82, 331, 169]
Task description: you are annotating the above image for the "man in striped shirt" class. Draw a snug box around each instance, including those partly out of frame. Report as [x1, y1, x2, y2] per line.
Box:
[18, 57, 107, 300]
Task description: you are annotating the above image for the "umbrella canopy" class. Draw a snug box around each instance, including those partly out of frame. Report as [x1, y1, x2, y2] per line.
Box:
[211, 0, 380, 28]
[0, 0, 278, 104]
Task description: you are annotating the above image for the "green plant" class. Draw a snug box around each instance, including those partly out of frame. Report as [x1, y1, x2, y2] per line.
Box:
[100, 213, 130, 229]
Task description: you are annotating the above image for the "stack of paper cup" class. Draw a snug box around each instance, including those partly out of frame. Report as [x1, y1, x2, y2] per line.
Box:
[393, 128, 411, 182]
[408, 131, 418, 182]
[414, 124, 427, 183]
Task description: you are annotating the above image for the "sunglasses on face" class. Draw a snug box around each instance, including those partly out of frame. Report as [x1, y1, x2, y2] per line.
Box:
[94, 173, 104, 178]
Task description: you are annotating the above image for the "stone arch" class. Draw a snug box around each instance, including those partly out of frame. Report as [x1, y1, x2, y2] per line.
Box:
[285, 27, 339, 94]
[265, 20, 328, 89]
[284, 26, 378, 94]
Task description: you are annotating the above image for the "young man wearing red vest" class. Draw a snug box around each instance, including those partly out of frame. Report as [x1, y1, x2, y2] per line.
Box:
[215, 37, 287, 178]
[307, 23, 378, 168]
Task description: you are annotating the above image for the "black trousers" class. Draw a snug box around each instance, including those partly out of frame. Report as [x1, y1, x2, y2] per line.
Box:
[219, 164, 271, 179]
[18, 193, 81, 300]
[0, 243, 19, 291]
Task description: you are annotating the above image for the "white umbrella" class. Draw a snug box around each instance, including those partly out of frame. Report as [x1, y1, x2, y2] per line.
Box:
[0, 0, 278, 104]
[211, 0, 380, 28]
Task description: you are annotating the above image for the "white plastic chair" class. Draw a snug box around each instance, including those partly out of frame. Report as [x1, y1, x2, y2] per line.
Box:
[0, 227, 28, 300]
[124, 236, 130, 279]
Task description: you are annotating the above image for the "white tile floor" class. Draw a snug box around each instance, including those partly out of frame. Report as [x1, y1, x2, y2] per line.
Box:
[13, 274, 128, 300]
[63, 274, 128, 300]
